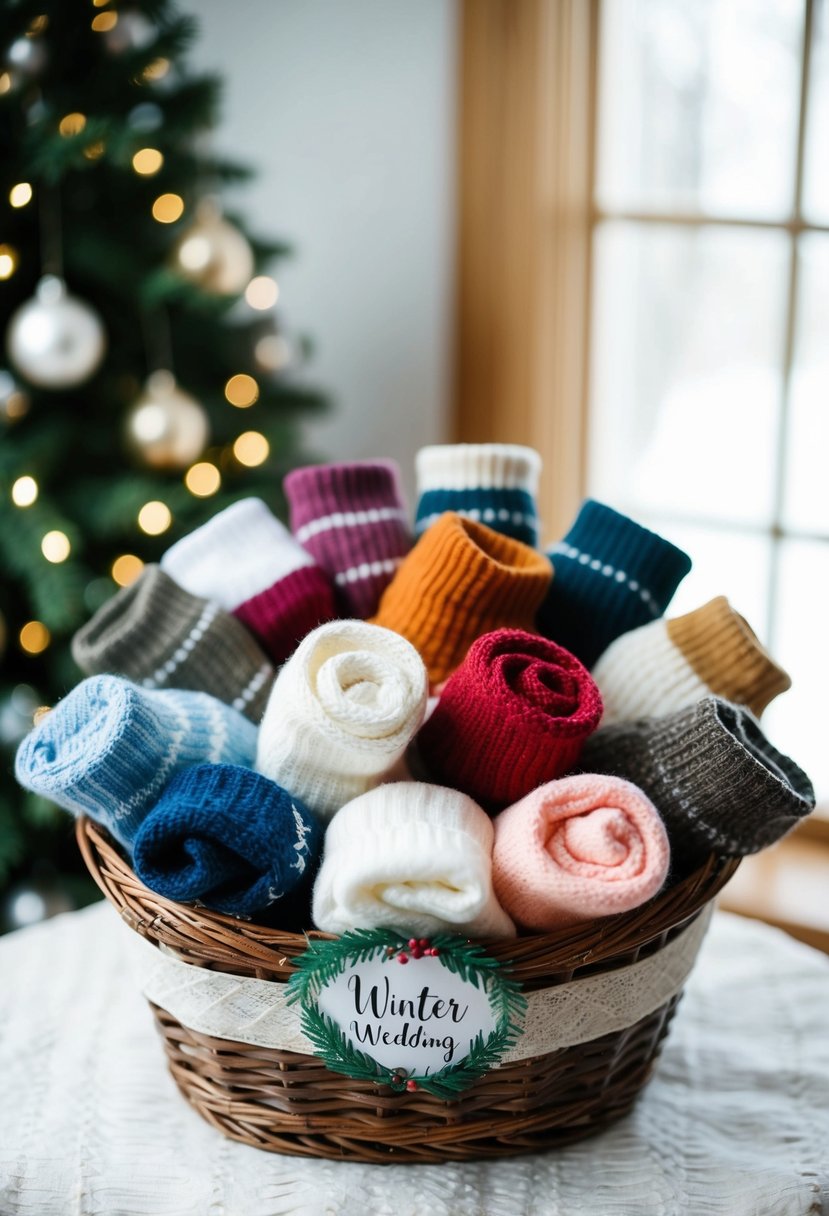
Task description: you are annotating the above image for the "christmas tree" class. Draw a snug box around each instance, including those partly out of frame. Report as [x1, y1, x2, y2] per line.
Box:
[0, 0, 327, 928]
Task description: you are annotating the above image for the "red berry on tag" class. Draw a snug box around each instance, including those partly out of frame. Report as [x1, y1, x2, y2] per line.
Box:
[408, 938, 418, 949]
[397, 953, 409, 964]
[419, 938, 429, 948]
[430, 947, 440, 957]
[391, 1074, 403, 1086]
[406, 1079, 418, 1092]
[411, 947, 423, 959]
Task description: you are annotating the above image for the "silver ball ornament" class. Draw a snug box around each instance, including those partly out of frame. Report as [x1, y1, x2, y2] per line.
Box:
[125, 370, 209, 469]
[172, 203, 254, 295]
[7, 276, 107, 389]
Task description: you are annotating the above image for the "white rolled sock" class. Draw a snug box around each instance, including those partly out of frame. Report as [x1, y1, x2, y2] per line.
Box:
[312, 782, 515, 938]
[415, 444, 542, 493]
[593, 619, 708, 725]
[255, 620, 428, 819]
[161, 498, 313, 610]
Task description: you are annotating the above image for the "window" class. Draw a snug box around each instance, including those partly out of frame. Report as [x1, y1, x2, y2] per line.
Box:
[588, 0, 829, 806]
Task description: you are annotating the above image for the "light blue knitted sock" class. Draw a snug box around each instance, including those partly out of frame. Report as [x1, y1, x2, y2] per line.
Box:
[14, 675, 258, 848]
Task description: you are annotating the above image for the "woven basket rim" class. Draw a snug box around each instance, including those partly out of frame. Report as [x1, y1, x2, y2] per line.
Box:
[75, 816, 740, 985]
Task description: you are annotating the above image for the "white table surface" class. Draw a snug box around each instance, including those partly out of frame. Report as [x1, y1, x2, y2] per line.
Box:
[1, 901, 827, 1216]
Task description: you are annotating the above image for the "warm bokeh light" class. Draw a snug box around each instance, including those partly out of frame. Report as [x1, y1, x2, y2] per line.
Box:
[245, 276, 279, 310]
[254, 333, 292, 371]
[32, 706, 52, 725]
[111, 554, 144, 587]
[233, 431, 270, 468]
[91, 10, 117, 31]
[224, 373, 259, 408]
[0, 73, 12, 95]
[132, 147, 163, 176]
[0, 245, 19, 280]
[11, 476, 38, 507]
[19, 621, 50, 655]
[59, 112, 87, 137]
[142, 58, 170, 82]
[41, 530, 71, 563]
[92, 0, 110, 7]
[184, 461, 221, 496]
[83, 141, 106, 161]
[152, 192, 184, 223]
[28, 15, 48, 34]
[137, 499, 172, 535]
[9, 182, 32, 208]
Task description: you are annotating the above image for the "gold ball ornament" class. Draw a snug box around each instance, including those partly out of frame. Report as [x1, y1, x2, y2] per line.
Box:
[125, 370, 209, 470]
[172, 201, 254, 295]
[7, 276, 107, 389]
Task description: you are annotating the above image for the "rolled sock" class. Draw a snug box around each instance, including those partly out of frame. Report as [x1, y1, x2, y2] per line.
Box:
[414, 443, 542, 547]
[312, 782, 515, 938]
[593, 597, 792, 724]
[284, 460, 411, 618]
[370, 513, 553, 686]
[537, 500, 692, 668]
[71, 565, 275, 723]
[160, 497, 316, 609]
[492, 775, 670, 931]
[416, 629, 603, 809]
[132, 764, 322, 922]
[14, 676, 258, 848]
[255, 620, 428, 819]
[580, 697, 815, 863]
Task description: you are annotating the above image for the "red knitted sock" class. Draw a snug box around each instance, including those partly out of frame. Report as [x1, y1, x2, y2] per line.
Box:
[415, 628, 603, 809]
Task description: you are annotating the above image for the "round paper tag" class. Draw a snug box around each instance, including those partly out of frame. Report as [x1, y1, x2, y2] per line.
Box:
[286, 932, 526, 1097]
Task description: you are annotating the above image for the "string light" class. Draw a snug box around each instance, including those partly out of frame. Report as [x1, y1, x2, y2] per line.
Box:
[59, 112, 87, 137]
[184, 461, 221, 497]
[0, 245, 18, 279]
[132, 147, 163, 176]
[224, 373, 259, 408]
[137, 500, 172, 535]
[91, 10, 117, 31]
[255, 334, 292, 371]
[92, 0, 111, 7]
[9, 183, 33, 208]
[0, 73, 12, 95]
[244, 276, 279, 310]
[83, 141, 106, 161]
[141, 58, 170, 82]
[233, 431, 270, 468]
[11, 476, 38, 507]
[152, 193, 184, 223]
[111, 554, 144, 587]
[41, 530, 71, 563]
[19, 621, 50, 655]
[28, 15, 48, 35]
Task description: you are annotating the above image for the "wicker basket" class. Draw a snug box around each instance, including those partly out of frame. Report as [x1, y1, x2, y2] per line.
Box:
[77, 817, 739, 1164]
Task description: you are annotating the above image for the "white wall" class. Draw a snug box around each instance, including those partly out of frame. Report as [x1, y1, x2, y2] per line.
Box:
[191, 0, 458, 504]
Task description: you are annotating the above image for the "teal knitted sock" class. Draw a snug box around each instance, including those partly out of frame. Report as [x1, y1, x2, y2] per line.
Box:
[14, 675, 257, 848]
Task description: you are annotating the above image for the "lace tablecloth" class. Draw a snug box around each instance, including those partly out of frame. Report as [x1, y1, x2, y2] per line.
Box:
[1, 901, 827, 1216]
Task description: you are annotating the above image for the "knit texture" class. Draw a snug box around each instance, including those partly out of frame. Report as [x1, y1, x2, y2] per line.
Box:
[233, 563, 337, 667]
[414, 443, 542, 547]
[312, 782, 515, 938]
[492, 774, 670, 931]
[161, 497, 317, 610]
[255, 620, 428, 819]
[14, 676, 258, 848]
[416, 629, 603, 809]
[71, 565, 274, 723]
[593, 597, 792, 724]
[284, 460, 411, 618]
[581, 697, 815, 867]
[132, 764, 321, 922]
[537, 500, 692, 668]
[370, 513, 553, 686]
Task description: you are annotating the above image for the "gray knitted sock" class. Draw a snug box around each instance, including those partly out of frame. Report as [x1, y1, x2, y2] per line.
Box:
[72, 566, 274, 723]
[580, 697, 814, 865]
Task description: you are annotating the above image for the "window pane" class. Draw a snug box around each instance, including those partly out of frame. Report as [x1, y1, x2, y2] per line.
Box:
[802, 0, 829, 222]
[637, 518, 772, 637]
[763, 540, 829, 805]
[783, 234, 829, 533]
[597, 0, 803, 219]
[588, 222, 788, 527]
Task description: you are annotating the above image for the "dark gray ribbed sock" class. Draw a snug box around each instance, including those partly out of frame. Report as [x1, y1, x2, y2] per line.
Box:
[71, 565, 274, 723]
[580, 697, 814, 865]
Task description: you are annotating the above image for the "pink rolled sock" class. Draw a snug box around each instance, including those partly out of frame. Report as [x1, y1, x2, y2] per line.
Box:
[492, 774, 670, 931]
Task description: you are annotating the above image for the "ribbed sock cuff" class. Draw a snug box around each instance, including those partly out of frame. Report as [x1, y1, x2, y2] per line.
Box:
[415, 487, 539, 547]
[370, 513, 552, 684]
[538, 500, 691, 667]
[234, 563, 337, 666]
[416, 444, 541, 492]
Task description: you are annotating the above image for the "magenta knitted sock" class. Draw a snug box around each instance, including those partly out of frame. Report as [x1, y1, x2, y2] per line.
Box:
[283, 461, 412, 618]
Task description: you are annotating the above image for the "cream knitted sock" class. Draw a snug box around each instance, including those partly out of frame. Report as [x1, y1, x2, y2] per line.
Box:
[312, 782, 515, 938]
[255, 620, 428, 819]
[593, 596, 791, 724]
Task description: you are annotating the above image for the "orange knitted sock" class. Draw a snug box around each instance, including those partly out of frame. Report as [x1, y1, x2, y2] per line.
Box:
[369, 512, 552, 685]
